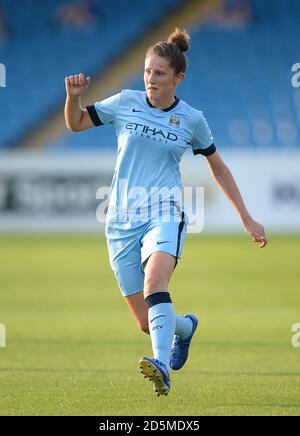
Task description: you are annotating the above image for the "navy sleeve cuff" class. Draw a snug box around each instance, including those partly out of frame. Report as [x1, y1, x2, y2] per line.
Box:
[86, 105, 103, 127]
[193, 143, 216, 156]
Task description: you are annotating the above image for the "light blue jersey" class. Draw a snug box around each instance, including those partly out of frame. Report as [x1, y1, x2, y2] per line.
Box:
[87, 89, 215, 296]
[87, 89, 216, 228]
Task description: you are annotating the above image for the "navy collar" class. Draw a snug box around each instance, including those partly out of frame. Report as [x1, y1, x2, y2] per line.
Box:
[146, 95, 180, 112]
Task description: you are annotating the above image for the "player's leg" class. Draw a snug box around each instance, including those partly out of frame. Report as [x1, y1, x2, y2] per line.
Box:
[107, 235, 173, 396]
[123, 280, 189, 339]
[124, 291, 149, 334]
[139, 251, 175, 396]
[124, 287, 194, 341]
[139, 251, 198, 395]
[140, 217, 198, 377]
[142, 217, 194, 361]
[143, 251, 176, 297]
[143, 251, 177, 368]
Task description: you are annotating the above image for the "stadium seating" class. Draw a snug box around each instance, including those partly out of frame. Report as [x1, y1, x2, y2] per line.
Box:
[1, 0, 299, 152]
[52, 0, 300, 152]
[124, 0, 300, 151]
[0, 0, 182, 149]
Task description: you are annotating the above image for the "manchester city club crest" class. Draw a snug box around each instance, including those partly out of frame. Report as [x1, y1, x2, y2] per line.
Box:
[168, 115, 181, 128]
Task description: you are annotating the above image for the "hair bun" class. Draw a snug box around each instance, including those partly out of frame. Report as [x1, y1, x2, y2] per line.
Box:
[167, 27, 190, 52]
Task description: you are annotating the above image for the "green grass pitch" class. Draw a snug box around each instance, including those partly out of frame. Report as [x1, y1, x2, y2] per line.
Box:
[0, 234, 299, 416]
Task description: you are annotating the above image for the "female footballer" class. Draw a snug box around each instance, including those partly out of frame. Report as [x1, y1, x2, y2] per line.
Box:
[64, 28, 267, 397]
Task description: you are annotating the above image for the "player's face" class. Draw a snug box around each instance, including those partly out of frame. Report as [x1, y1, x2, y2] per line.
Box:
[144, 55, 184, 104]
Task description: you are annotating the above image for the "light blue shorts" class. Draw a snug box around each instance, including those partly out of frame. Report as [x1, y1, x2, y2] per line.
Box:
[105, 212, 187, 297]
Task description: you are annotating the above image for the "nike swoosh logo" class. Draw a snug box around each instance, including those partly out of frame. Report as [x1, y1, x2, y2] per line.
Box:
[132, 109, 143, 112]
[157, 241, 171, 245]
[151, 315, 166, 322]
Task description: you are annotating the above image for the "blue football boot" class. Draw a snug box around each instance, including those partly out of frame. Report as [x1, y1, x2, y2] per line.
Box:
[170, 314, 198, 371]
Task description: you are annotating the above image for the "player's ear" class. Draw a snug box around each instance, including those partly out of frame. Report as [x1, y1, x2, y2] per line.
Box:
[174, 72, 185, 86]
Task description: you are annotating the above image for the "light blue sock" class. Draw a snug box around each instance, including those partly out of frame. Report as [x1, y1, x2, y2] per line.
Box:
[145, 292, 175, 372]
[175, 314, 193, 340]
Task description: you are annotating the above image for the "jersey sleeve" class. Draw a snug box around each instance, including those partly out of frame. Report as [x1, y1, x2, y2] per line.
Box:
[191, 112, 216, 156]
[86, 92, 121, 126]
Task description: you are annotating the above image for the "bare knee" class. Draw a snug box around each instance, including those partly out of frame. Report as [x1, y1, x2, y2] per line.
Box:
[144, 274, 167, 295]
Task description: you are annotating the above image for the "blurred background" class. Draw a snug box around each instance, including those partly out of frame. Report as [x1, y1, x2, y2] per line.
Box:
[1, 0, 300, 416]
[0, 0, 299, 232]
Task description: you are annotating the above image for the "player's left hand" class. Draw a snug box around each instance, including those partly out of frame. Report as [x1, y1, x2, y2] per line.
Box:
[243, 218, 268, 248]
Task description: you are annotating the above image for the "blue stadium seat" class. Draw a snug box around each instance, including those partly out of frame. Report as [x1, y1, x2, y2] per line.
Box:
[0, 0, 182, 149]
[1, 0, 299, 152]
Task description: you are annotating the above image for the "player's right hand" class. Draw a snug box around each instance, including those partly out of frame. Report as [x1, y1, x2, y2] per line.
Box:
[65, 73, 91, 97]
